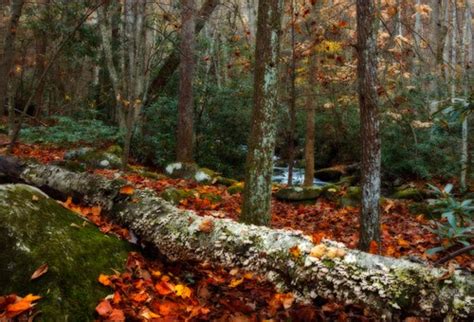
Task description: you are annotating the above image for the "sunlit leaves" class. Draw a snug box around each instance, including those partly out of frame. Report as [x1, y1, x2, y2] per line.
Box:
[0, 294, 41, 319]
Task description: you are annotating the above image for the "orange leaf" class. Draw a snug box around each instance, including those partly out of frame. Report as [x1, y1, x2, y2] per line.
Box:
[98, 274, 111, 286]
[31, 263, 48, 280]
[289, 245, 301, 258]
[199, 219, 214, 233]
[95, 300, 112, 317]
[120, 185, 135, 195]
[131, 292, 148, 303]
[113, 291, 122, 304]
[155, 281, 174, 295]
[397, 238, 410, 248]
[108, 309, 125, 321]
[369, 240, 379, 254]
[229, 278, 244, 288]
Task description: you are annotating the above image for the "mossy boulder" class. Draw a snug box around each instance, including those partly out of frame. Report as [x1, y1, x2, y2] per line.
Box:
[340, 186, 361, 207]
[315, 167, 343, 182]
[275, 186, 323, 201]
[321, 184, 340, 201]
[164, 162, 219, 184]
[64, 147, 122, 169]
[228, 182, 244, 195]
[160, 187, 194, 205]
[392, 188, 424, 201]
[0, 184, 131, 321]
[215, 176, 238, 187]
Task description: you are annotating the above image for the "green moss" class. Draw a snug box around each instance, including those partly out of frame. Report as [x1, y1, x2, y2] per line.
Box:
[200, 192, 222, 203]
[160, 188, 194, 205]
[228, 182, 245, 195]
[0, 185, 132, 321]
[215, 176, 238, 187]
[322, 259, 335, 268]
[391, 188, 423, 201]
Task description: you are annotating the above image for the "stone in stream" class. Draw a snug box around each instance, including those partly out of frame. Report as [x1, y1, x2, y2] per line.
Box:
[275, 186, 323, 201]
[0, 184, 132, 321]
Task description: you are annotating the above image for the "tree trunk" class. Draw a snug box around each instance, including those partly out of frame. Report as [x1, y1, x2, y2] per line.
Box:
[176, 0, 196, 163]
[460, 0, 472, 191]
[304, 50, 317, 187]
[0, 155, 472, 320]
[287, 0, 296, 186]
[240, 0, 284, 226]
[356, 0, 381, 252]
[147, 0, 219, 100]
[0, 0, 24, 116]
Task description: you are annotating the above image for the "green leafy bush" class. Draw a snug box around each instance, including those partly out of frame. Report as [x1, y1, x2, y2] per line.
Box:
[427, 184, 474, 255]
[20, 116, 119, 145]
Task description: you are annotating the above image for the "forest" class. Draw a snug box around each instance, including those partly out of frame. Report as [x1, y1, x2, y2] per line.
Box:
[0, 0, 473, 321]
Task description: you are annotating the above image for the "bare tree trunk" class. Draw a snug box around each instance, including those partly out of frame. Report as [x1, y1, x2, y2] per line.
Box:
[304, 50, 317, 187]
[287, 0, 297, 186]
[357, 0, 381, 252]
[147, 0, 219, 100]
[240, 0, 283, 226]
[0, 0, 24, 116]
[176, 0, 196, 163]
[460, 0, 472, 191]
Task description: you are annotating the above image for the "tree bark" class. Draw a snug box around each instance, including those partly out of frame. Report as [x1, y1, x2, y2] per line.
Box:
[356, 0, 381, 251]
[147, 0, 219, 100]
[176, 0, 196, 163]
[304, 51, 317, 187]
[0, 0, 24, 116]
[0, 155, 472, 319]
[286, 0, 296, 186]
[240, 0, 284, 226]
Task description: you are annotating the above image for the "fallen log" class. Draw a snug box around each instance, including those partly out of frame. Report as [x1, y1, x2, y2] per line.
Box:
[0, 155, 472, 319]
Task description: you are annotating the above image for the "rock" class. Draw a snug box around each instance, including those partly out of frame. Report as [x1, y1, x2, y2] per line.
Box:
[215, 176, 238, 187]
[321, 184, 340, 201]
[315, 164, 360, 182]
[228, 182, 244, 195]
[165, 163, 220, 184]
[337, 175, 359, 187]
[275, 186, 323, 201]
[392, 188, 424, 201]
[0, 184, 131, 320]
[160, 187, 194, 205]
[106, 145, 123, 157]
[64, 147, 122, 169]
[340, 186, 361, 207]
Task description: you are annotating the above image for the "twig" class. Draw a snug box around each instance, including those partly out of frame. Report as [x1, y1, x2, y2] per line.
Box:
[435, 245, 474, 265]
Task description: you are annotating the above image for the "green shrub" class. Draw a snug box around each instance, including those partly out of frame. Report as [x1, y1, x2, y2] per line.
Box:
[427, 184, 474, 255]
[20, 116, 119, 145]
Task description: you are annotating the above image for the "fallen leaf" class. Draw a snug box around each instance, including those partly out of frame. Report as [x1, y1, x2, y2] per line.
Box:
[310, 244, 327, 258]
[119, 185, 135, 195]
[32, 195, 39, 201]
[229, 278, 244, 288]
[175, 284, 192, 298]
[155, 281, 174, 295]
[199, 219, 214, 233]
[31, 263, 48, 280]
[95, 300, 112, 317]
[289, 245, 301, 258]
[108, 308, 125, 321]
[98, 274, 111, 286]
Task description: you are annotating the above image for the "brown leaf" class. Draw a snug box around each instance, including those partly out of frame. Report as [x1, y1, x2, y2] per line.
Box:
[108, 309, 125, 321]
[199, 219, 214, 233]
[30, 263, 48, 280]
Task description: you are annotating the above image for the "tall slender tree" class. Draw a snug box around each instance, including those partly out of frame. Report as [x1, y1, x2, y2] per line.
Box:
[356, 0, 381, 251]
[0, 0, 24, 116]
[240, 0, 283, 226]
[176, 0, 196, 163]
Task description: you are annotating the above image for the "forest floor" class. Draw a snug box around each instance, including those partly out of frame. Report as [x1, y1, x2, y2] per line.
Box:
[2, 140, 473, 321]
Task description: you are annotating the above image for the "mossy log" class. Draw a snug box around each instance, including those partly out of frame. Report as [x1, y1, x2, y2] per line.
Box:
[0, 156, 473, 319]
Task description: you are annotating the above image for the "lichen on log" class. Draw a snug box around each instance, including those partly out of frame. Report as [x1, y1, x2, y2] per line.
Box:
[0, 156, 473, 319]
